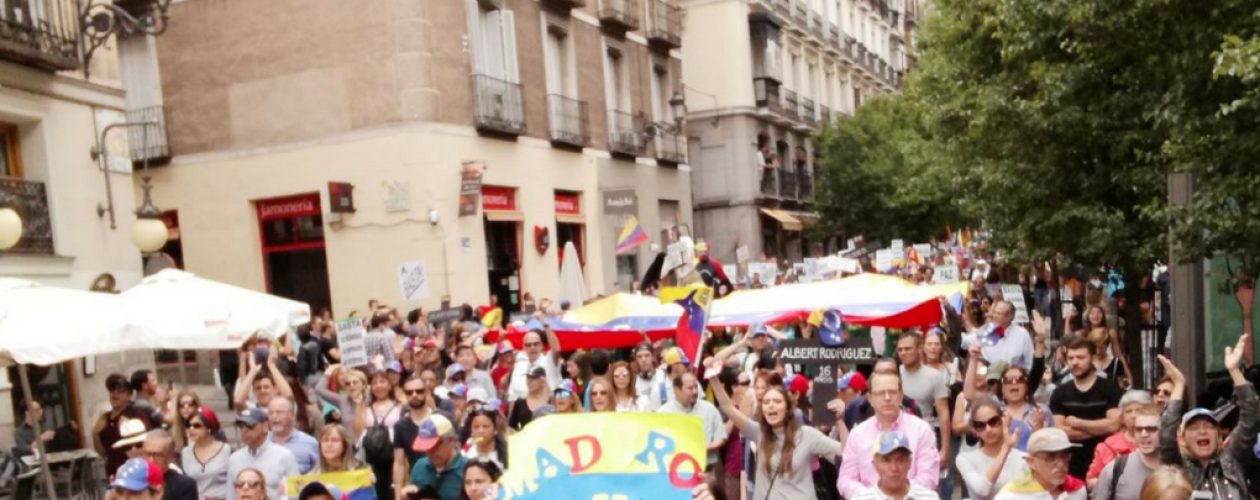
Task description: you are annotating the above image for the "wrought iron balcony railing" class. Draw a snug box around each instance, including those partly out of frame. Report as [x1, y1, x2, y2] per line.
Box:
[0, 0, 80, 71]
[647, 0, 681, 49]
[783, 89, 799, 121]
[126, 106, 170, 163]
[797, 166, 813, 198]
[754, 77, 783, 115]
[472, 74, 526, 136]
[607, 110, 644, 156]
[654, 131, 685, 164]
[598, 0, 640, 31]
[0, 178, 53, 254]
[547, 94, 590, 147]
[801, 97, 816, 127]
[760, 167, 778, 197]
[820, 105, 831, 125]
[779, 167, 798, 199]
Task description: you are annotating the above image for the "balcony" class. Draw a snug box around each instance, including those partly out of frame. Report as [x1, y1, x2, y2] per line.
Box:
[760, 167, 778, 197]
[547, 94, 590, 147]
[607, 110, 644, 156]
[809, 14, 824, 42]
[542, 0, 586, 9]
[790, 0, 807, 31]
[126, 106, 170, 164]
[472, 74, 526, 136]
[801, 97, 816, 127]
[0, 178, 53, 255]
[0, 0, 80, 71]
[819, 105, 831, 125]
[647, 0, 681, 49]
[797, 166, 813, 198]
[654, 131, 686, 165]
[598, 0, 640, 31]
[779, 168, 798, 199]
[783, 89, 799, 121]
[754, 77, 783, 115]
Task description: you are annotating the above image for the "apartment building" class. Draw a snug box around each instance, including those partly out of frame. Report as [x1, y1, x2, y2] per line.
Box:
[681, 0, 921, 266]
[139, 0, 690, 323]
[0, 0, 156, 450]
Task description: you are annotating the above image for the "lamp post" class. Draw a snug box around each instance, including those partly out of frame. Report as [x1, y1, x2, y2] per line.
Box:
[669, 91, 686, 129]
[0, 206, 20, 250]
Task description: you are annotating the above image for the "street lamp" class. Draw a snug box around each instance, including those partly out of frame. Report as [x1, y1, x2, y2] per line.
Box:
[131, 180, 167, 253]
[0, 207, 20, 250]
[669, 91, 686, 128]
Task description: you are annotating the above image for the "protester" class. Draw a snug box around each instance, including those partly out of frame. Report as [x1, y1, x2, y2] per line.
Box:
[609, 361, 644, 411]
[393, 375, 448, 490]
[1094, 403, 1161, 500]
[1048, 336, 1121, 479]
[266, 396, 319, 474]
[843, 358, 921, 430]
[231, 468, 269, 500]
[993, 362, 1052, 452]
[313, 425, 360, 474]
[705, 356, 842, 499]
[1152, 377, 1174, 411]
[460, 407, 507, 469]
[850, 431, 942, 500]
[170, 389, 202, 449]
[563, 350, 592, 395]
[896, 334, 952, 492]
[1157, 334, 1258, 499]
[1086, 390, 1151, 485]
[130, 369, 166, 425]
[461, 460, 503, 500]
[297, 481, 344, 500]
[957, 397, 1028, 500]
[402, 414, 467, 500]
[1074, 305, 1133, 386]
[923, 329, 962, 385]
[1138, 466, 1194, 500]
[962, 300, 1035, 370]
[993, 428, 1086, 500]
[506, 320, 563, 401]
[633, 343, 669, 411]
[837, 370, 940, 498]
[718, 365, 753, 500]
[453, 344, 496, 397]
[553, 379, 582, 414]
[142, 429, 198, 499]
[232, 341, 296, 411]
[181, 407, 230, 500]
[489, 340, 516, 394]
[587, 376, 616, 412]
[108, 457, 166, 500]
[96, 373, 155, 477]
[315, 366, 367, 439]
[365, 313, 399, 364]
[508, 367, 553, 431]
[658, 372, 727, 474]
[296, 323, 328, 388]
[226, 408, 299, 500]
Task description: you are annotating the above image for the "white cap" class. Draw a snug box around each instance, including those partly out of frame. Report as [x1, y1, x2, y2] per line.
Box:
[467, 386, 490, 403]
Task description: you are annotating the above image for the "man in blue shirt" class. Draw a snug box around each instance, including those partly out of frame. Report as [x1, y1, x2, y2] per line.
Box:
[267, 396, 319, 474]
[401, 414, 467, 500]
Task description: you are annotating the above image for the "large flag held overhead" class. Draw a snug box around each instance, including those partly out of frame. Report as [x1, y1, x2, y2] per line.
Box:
[615, 216, 649, 255]
[661, 285, 714, 365]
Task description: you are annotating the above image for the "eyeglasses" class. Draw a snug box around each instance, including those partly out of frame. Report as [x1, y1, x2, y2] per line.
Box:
[972, 416, 1003, 432]
[235, 480, 264, 489]
[179, 401, 197, 408]
[591, 390, 609, 396]
[524, 342, 542, 348]
[1002, 376, 1027, 385]
[1033, 451, 1072, 463]
[188, 423, 206, 430]
[1134, 425, 1159, 435]
[404, 389, 428, 397]
[1155, 389, 1173, 397]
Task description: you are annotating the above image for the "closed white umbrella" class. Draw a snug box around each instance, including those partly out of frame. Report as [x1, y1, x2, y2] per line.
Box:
[120, 268, 311, 350]
[559, 241, 587, 307]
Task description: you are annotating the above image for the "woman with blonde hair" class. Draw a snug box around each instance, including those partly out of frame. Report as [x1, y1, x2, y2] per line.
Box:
[1139, 466, 1193, 500]
[313, 424, 360, 473]
[587, 376, 616, 412]
[315, 366, 368, 439]
[1075, 304, 1133, 385]
[553, 379, 582, 414]
[608, 361, 642, 412]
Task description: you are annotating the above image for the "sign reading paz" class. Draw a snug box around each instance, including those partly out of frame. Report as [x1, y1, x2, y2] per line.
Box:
[398, 261, 430, 301]
[334, 318, 369, 368]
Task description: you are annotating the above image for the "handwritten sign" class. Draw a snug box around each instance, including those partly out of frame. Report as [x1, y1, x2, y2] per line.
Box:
[776, 337, 878, 366]
[1000, 284, 1030, 324]
[335, 318, 369, 368]
[398, 261, 430, 301]
[497, 413, 705, 500]
[735, 245, 750, 264]
[934, 265, 960, 284]
[747, 262, 778, 286]
[875, 249, 898, 272]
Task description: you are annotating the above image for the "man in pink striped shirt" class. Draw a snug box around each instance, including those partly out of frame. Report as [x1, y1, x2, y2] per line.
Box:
[837, 369, 941, 499]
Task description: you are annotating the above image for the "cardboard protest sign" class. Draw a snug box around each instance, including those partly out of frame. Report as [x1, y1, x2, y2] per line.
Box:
[497, 413, 706, 500]
[334, 318, 369, 367]
[398, 261, 430, 301]
[747, 262, 778, 286]
[999, 284, 1030, 324]
[934, 265, 960, 284]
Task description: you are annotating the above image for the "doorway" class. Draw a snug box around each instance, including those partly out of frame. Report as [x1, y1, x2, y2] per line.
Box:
[256, 194, 332, 315]
[484, 220, 521, 318]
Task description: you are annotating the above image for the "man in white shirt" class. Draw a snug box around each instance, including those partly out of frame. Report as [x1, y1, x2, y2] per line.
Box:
[506, 323, 561, 401]
[850, 431, 941, 500]
[226, 408, 299, 500]
[633, 343, 668, 410]
[961, 300, 1034, 370]
[656, 372, 725, 474]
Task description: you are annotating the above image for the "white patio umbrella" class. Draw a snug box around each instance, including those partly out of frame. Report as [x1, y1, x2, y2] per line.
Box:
[120, 268, 311, 350]
[558, 241, 587, 307]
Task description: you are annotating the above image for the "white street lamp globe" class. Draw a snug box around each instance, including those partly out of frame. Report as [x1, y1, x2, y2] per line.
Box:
[0, 207, 21, 250]
[130, 217, 168, 253]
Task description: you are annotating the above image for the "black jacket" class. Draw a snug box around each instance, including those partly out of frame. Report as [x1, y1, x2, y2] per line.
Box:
[163, 469, 198, 500]
[1160, 383, 1260, 500]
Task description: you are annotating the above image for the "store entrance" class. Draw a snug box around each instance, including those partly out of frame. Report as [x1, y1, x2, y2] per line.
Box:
[484, 220, 521, 318]
[257, 194, 332, 315]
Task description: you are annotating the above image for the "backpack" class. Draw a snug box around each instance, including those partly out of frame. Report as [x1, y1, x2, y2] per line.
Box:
[1107, 454, 1129, 500]
[361, 403, 398, 467]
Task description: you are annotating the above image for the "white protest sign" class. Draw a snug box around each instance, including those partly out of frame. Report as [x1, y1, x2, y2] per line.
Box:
[735, 245, 750, 264]
[934, 265, 960, 284]
[748, 262, 778, 286]
[837, 256, 862, 274]
[398, 261, 430, 301]
[723, 264, 739, 283]
[803, 258, 821, 278]
[891, 239, 905, 254]
[913, 243, 932, 260]
[875, 249, 897, 273]
[1060, 286, 1074, 302]
[999, 284, 1030, 324]
[335, 318, 370, 368]
[663, 241, 688, 272]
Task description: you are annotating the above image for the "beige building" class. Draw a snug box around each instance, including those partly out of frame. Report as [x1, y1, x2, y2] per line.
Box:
[141, 0, 690, 321]
[0, 0, 158, 450]
[681, 0, 922, 266]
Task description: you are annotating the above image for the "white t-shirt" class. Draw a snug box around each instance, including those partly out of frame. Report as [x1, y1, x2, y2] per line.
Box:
[506, 353, 560, 401]
[656, 399, 725, 465]
[957, 447, 1028, 500]
[849, 484, 942, 500]
[900, 365, 950, 427]
[961, 324, 1034, 370]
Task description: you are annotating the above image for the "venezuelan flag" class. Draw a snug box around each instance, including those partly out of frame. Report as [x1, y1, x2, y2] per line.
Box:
[661, 285, 713, 364]
[615, 216, 649, 255]
[286, 469, 375, 499]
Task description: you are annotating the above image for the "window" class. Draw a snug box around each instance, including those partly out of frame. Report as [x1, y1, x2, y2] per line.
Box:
[467, 1, 519, 82]
[650, 59, 672, 122]
[544, 21, 576, 97]
[807, 63, 816, 100]
[0, 123, 21, 178]
[604, 43, 630, 112]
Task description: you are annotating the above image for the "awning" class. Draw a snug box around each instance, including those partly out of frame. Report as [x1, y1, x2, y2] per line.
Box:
[791, 211, 820, 227]
[556, 214, 585, 224]
[760, 208, 803, 231]
[485, 210, 524, 222]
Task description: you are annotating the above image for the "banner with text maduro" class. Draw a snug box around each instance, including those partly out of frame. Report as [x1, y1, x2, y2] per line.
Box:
[285, 469, 375, 499]
[497, 412, 705, 500]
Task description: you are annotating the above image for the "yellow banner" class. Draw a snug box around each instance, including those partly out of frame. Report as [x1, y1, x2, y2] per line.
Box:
[285, 468, 374, 498]
[498, 413, 706, 500]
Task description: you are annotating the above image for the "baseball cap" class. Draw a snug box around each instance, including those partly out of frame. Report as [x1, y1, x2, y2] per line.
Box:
[836, 371, 867, 393]
[553, 379, 577, 397]
[446, 364, 466, 379]
[497, 340, 515, 354]
[527, 366, 547, 379]
[235, 408, 269, 427]
[1026, 428, 1081, 453]
[298, 481, 345, 500]
[111, 458, 165, 492]
[749, 323, 770, 338]
[662, 346, 690, 366]
[1181, 407, 1220, 428]
[449, 383, 468, 399]
[112, 418, 150, 449]
[385, 361, 404, 374]
[467, 387, 490, 404]
[873, 431, 912, 456]
[421, 337, 439, 349]
[785, 374, 810, 395]
[412, 414, 456, 452]
[818, 308, 847, 347]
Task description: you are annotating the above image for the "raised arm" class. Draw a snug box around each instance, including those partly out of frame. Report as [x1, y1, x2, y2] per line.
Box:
[234, 363, 260, 409]
[1156, 355, 1186, 466]
[267, 348, 294, 399]
[538, 313, 562, 363]
[703, 359, 756, 434]
[712, 334, 750, 363]
[1223, 334, 1259, 463]
[962, 343, 982, 403]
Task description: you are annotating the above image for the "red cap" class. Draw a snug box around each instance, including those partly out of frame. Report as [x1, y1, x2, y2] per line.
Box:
[787, 374, 811, 395]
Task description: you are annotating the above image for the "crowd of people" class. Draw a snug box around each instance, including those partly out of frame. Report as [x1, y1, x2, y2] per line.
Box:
[11, 260, 1253, 500]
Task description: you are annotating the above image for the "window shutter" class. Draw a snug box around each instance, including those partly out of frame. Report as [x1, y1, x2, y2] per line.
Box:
[481, 9, 505, 78]
[466, 0, 486, 75]
[500, 10, 520, 83]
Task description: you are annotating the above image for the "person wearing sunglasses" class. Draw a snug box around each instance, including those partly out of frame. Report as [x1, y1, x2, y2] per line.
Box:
[231, 468, 269, 500]
[226, 408, 298, 500]
[1093, 404, 1161, 500]
[993, 428, 1086, 500]
[142, 429, 199, 499]
[1085, 390, 1152, 487]
[958, 397, 1028, 500]
[553, 379, 582, 414]
[181, 407, 230, 500]
[505, 318, 562, 402]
